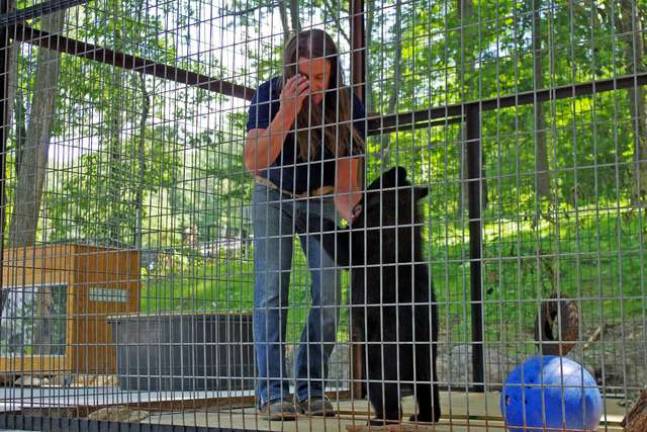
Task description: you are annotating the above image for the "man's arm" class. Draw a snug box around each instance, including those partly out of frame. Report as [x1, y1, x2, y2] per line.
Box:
[244, 76, 309, 174]
[334, 156, 363, 222]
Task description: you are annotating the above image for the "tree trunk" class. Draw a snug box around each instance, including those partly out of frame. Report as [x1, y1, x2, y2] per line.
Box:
[458, 0, 475, 216]
[14, 89, 26, 174]
[134, 75, 150, 250]
[365, 0, 376, 113]
[533, 0, 551, 201]
[8, 10, 65, 247]
[107, 66, 125, 244]
[5, 0, 19, 132]
[322, 1, 350, 46]
[618, 0, 647, 206]
[289, 0, 300, 33]
[278, 2, 290, 44]
[132, 1, 150, 251]
[379, 0, 402, 164]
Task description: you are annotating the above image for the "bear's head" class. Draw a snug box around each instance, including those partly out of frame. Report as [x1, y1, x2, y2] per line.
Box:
[355, 166, 428, 229]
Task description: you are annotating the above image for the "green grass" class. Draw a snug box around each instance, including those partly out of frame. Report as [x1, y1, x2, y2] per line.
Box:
[140, 250, 352, 343]
[140, 254, 255, 313]
[430, 206, 646, 352]
[140, 209, 646, 348]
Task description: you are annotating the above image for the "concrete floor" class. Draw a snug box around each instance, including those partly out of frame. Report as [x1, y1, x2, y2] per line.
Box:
[0, 387, 629, 432]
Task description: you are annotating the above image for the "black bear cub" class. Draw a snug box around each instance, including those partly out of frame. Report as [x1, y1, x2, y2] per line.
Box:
[312, 166, 441, 424]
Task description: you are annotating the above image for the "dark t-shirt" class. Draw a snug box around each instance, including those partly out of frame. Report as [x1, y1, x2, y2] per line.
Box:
[246, 77, 366, 195]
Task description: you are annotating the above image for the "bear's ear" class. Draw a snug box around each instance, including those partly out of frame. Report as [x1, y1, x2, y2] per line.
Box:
[414, 186, 429, 200]
[373, 166, 408, 190]
[395, 166, 408, 186]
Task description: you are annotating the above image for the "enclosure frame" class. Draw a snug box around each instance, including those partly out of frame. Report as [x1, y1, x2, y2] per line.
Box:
[1, 0, 647, 429]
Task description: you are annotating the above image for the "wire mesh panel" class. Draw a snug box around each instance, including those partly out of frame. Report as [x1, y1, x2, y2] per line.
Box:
[0, 0, 645, 431]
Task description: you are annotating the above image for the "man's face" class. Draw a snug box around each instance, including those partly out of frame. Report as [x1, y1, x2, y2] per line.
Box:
[297, 57, 332, 105]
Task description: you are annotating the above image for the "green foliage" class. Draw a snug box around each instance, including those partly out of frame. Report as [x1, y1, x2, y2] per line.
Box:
[8, 0, 646, 345]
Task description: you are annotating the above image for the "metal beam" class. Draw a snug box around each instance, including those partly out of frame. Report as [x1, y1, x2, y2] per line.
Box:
[465, 105, 484, 393]
[0, 0, 88, 27]
[2, 414, 242, 432]
[13, 24, 256, 101]
[0, 0, 9, 311]
[350, 0, 365, 102]
[366, 110, 463, 136]
[8, 22, 647, 131]
[367, 72, 647, 134]
[367, 116, 462, 135]
[349, 0, 367, 401]
[476, 73, 647, 112]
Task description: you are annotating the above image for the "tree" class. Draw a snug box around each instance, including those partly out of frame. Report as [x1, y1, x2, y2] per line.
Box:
[377, 0, 403, 165]
[532, 0, 551, 202]
[456, 0, 486, 215]
[39, 0, 191, 248]
[8, 10, 65, 247]
[5, 0, 20, 148]
[618, 0, 647, 207]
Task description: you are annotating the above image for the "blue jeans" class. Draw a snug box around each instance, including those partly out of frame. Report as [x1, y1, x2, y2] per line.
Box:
[252, 184, 340, 407]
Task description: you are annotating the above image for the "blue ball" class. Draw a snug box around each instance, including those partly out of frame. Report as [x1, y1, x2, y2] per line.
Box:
[500, 355, 602, 432]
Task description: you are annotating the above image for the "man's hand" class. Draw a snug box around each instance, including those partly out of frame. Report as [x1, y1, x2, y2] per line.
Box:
[279, 75, 310, 119]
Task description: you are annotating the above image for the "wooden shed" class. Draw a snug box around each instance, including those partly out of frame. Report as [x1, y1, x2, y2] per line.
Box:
[0, 244, 140, 376]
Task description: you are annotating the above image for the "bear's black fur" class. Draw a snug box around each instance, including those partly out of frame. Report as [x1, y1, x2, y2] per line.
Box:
[303, 166, 440, 424]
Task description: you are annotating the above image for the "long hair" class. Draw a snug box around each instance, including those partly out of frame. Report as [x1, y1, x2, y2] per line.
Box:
[283, 29, 364, 160]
